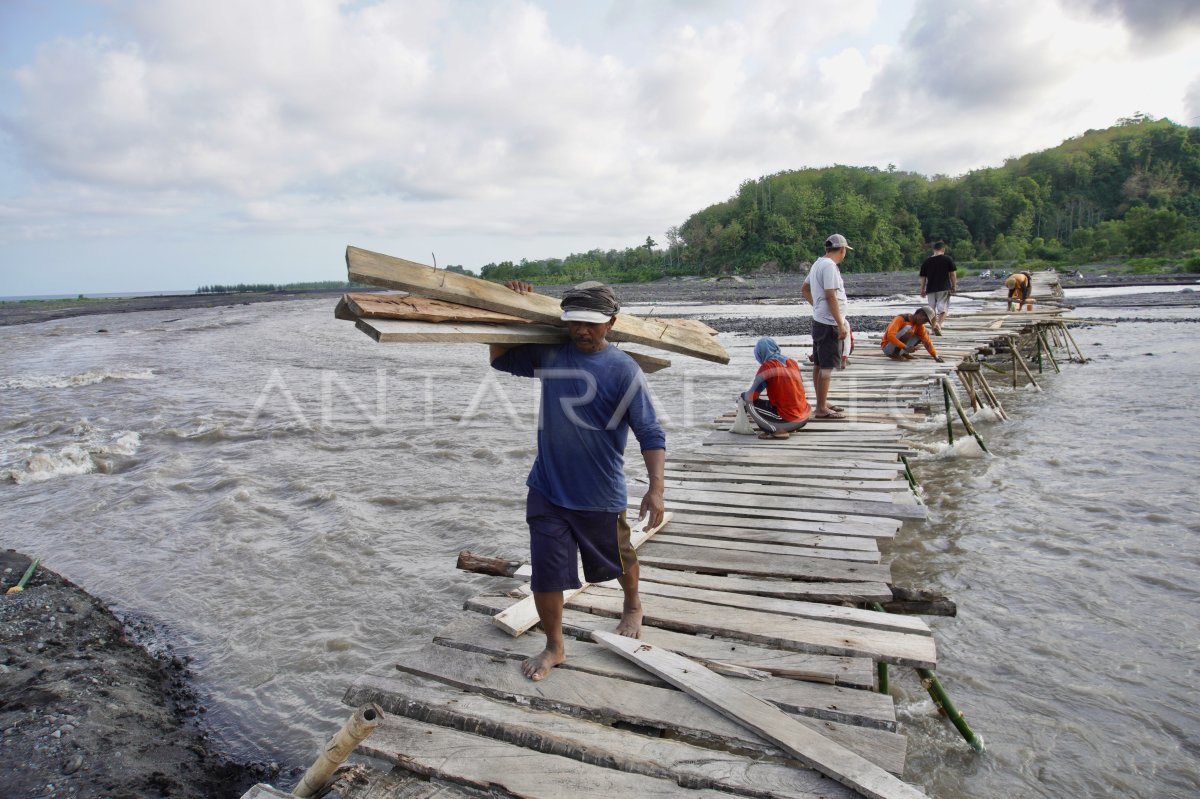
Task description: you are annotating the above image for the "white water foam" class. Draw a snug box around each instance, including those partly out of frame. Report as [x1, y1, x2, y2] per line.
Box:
[1, 367, 156, 390]
[3, 430, 142, 484]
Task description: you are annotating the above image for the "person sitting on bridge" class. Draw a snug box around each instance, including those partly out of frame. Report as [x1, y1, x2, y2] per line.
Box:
[1005, 271, 1035, 311]
[738, 337, 812, 439]
[882, 306, 944, 362]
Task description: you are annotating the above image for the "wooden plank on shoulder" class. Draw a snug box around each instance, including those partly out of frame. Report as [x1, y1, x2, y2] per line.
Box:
[594, 632, 930, 799]
[346, 245, 730, 363]
[344, 292, 531, 323]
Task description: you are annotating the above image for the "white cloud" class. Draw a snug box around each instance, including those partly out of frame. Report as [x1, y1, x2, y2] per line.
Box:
[0, 0, 1198, 293]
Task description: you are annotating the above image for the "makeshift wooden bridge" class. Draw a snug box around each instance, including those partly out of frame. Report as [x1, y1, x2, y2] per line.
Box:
[244, 259, 1087, 799]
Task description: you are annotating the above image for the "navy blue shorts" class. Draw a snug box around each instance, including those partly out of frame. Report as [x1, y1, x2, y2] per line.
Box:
[526, 487, 635, 593]
[812, 320, 843, 368]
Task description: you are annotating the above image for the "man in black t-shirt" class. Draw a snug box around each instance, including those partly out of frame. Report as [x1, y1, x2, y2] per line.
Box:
[918, 241, 957, 334]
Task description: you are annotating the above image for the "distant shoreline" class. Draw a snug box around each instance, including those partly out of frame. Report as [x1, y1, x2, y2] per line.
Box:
[1, 272, 1195, 328]
[0, 287, 353, 327]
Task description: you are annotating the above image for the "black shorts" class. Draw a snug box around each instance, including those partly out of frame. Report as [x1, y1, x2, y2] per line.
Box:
[811, 321, 841, 369]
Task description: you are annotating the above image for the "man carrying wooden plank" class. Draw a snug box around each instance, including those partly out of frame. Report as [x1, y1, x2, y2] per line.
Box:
[489, 280, 667, 681]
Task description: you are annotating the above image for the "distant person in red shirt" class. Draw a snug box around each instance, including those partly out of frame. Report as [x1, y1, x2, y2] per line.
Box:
[738, 337, 813, 439]
[882, 306, 944, 362]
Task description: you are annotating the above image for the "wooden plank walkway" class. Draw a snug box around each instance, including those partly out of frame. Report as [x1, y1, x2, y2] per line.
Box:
[245, 272, 1084, 799]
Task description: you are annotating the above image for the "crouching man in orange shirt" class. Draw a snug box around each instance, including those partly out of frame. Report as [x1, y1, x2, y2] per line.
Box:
[882, 306, 944, 363]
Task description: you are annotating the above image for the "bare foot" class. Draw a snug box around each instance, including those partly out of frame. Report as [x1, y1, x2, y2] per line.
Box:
[521, 647, 565, 681]
[615, 605, 643, 638]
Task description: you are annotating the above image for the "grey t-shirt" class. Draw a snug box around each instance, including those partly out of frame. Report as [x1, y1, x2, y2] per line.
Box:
[804, 257, 846, 326]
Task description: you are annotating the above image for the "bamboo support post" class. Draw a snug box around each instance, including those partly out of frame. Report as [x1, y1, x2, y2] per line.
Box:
[1008, 336, 1041, 391]
[918, 668, 986, 753]
[869, 603, 983, 752]
[1035, 333, 1044, 373]
[942, 381, 954, 445]
[1060, 322, 1089, 363]
[292, 704, 384, 798]
[958, 369, 980, 410]
[6, 557, 40, 594]
[877, 662, 889, 695]
[975, 369, 1008, 421]
[899, 454, 918, 492]
[942, 378, 988, 453]
[1037, 327, 1061, 373]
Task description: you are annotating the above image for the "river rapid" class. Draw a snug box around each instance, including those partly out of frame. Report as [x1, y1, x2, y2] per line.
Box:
[1, 295, 1197, 798]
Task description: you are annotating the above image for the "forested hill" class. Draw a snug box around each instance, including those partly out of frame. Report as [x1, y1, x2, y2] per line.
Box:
[479, 117, 1200, 283]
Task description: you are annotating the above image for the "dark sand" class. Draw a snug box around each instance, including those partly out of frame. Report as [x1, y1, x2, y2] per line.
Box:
[2, 267, 1196, 797]
[0, 552, 271, 798]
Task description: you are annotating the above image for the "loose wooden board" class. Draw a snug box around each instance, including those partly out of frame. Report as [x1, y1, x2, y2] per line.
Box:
[652, 486, 925, 521]
[594, 632, 930, 799]
[659, 520, 881, 551]
[660, 476, 909, 504]
[346, 246, 731, 363]
[638, 537, 892, 583]
[388, 644, 907, 772]
[463, 593, 878, 687]
[605, 582, 927, 635]
[431, 614, 898, 730]
[631, 503, 900, 539]
[345, 672, 862, 799]
[564, 590, 935, 667]
[360, 711, 740, 798]
[649, 533, 880, 563]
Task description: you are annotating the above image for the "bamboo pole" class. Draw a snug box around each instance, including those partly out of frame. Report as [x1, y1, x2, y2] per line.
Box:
[942, 381, 954, 445]
[869, 602, 983, 752]
[1008, 336, 1041, 391]
[974, 368, 1008, 421]
[292, 704, 384, 797]
[917, 668, 986, 753]
[877, 662, 889, 695]
[1060, 322, 1089, 363]
[6, 557, 40, 594]
[942, 378, 988, 453]
[1038, 327, 1061, 373]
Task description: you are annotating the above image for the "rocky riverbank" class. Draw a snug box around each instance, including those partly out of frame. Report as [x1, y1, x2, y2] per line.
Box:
[0, 551, 272, 798]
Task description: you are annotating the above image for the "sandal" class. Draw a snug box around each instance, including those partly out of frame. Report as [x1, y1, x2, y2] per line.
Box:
[757, 431, 790, 439]
[813, 410, 846, 419]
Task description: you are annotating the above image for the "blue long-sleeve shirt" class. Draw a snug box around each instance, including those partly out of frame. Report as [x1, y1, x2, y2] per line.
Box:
[492, 342, 666, 512]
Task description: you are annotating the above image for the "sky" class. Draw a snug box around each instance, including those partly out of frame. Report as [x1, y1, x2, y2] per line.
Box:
[1, 0, 1199, 296]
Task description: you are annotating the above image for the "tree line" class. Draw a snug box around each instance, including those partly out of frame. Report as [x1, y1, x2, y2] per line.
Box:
[195, 280, 368, 294]
[480, 116, 1200, 283]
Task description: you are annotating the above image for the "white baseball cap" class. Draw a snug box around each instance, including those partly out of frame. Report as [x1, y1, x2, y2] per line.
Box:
[824, 233, 853, 250]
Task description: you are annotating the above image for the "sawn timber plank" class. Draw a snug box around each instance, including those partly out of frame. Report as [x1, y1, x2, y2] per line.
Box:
[594, 632, 929, 799]
[346, 245, 730, 363]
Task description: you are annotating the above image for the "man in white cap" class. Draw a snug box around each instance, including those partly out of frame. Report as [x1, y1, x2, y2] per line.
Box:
[489, 280, 666, 682]
[801, 234, 852, 419]
[882, 305, 944, 361]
